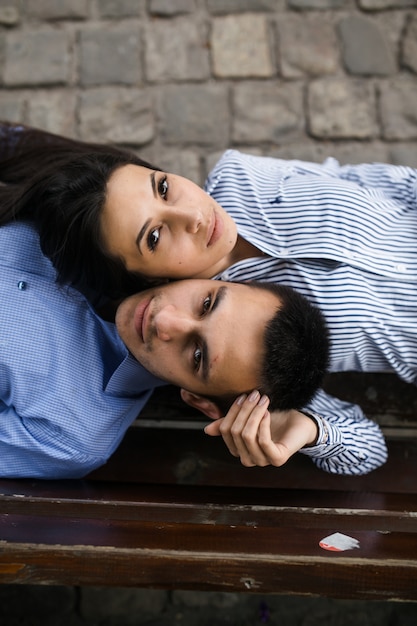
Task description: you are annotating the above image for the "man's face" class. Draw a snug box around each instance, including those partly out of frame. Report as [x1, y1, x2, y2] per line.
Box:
[116, 279, 281, 397]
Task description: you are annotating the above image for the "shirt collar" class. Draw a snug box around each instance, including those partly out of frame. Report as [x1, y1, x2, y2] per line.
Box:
[105, 350, 166, 396]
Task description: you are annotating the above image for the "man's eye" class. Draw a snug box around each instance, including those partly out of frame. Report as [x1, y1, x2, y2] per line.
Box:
[158, 176, 168, 200]
[202, 295, 212, 314]
[147, 227, 160, 252]
[193, 346, 202, 371]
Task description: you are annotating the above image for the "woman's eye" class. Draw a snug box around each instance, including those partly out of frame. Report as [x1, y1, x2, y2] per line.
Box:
[202, 295, 212, 314]
[193, 346, 202, 370]
[147, 227, 160, 252]
[158, 176, 168, 200]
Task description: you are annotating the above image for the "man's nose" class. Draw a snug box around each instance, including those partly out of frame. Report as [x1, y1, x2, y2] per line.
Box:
[154, 304, 193, 342]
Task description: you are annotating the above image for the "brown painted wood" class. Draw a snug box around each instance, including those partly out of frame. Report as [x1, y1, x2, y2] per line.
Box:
[87, 426, 417, 494]
[0, 511, 416, 599]
[0, 372, 415, 599]
[0, 482, 416, 532]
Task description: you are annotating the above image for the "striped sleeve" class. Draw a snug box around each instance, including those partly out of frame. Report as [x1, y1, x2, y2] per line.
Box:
[332, 161, 417, 211]
[300, 389, 388, 476]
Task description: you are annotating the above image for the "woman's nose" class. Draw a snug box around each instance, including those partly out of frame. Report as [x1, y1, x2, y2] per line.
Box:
[169, 207, 202, 234]
[154, 304, 193, 342]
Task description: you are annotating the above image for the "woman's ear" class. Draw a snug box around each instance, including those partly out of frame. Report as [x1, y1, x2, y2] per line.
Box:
[180, 389, 223, 420]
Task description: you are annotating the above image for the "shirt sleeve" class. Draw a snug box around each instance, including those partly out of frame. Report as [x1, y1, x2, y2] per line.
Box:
[299, 388, 388, 476]
[0, 400, 108, 479]
[324, 159, 417, 211]
[267, 155, 417, 212]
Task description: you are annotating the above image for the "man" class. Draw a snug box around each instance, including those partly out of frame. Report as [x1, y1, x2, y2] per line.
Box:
[2, 220, 348, 479]
[115, 278, 387, 477]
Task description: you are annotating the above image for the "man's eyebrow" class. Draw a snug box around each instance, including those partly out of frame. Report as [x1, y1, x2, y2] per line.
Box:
[201, 286, 227, 383]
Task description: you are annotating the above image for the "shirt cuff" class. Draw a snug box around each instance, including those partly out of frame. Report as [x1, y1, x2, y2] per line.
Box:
[298, 410, 345, 459]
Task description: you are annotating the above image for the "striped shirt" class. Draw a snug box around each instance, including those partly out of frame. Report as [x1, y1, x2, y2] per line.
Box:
[205, 150, 417, 475]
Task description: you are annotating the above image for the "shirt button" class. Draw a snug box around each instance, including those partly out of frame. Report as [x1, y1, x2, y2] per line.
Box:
[396, 264, 407, 272]
[17, 281, 27, 290]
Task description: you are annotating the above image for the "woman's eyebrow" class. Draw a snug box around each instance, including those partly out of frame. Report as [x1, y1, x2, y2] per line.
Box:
[136, 171, 158, 253]
[150, 171, 157, 198]
[135, 218, 152, 255]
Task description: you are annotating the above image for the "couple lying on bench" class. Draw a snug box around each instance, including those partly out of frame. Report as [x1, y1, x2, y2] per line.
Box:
[1, 122, 416, 478]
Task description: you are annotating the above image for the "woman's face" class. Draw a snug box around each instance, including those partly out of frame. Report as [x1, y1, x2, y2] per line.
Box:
[100, 164, 238, 280]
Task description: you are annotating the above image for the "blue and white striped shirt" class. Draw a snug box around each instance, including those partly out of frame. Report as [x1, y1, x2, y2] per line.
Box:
[205, 150, 417, 475]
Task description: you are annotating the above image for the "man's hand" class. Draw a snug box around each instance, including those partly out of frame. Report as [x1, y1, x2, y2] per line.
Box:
[204, 390, 318, 467]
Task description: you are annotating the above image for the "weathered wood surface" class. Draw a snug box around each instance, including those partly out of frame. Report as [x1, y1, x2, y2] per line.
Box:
[0, 373, 415, 599]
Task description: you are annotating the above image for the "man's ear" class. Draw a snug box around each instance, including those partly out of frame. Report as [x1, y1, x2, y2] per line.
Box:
[180, 389, 223, 420]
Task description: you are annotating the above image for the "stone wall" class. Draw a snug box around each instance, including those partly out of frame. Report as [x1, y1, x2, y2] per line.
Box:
[0, 0, 416, 186]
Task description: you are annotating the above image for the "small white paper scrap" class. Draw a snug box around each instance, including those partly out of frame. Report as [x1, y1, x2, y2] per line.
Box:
[319, 532, 360, 552]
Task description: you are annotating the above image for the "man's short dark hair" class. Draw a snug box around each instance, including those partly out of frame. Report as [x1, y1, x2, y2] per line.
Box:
[253, 281, 330, 411]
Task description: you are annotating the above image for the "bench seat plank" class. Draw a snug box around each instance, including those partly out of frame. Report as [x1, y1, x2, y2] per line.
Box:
[0, 507, 416, 599]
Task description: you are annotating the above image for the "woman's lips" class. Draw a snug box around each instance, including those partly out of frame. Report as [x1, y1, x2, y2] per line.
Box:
[134, 297, 151, 342]
[207, 210, 224, 247]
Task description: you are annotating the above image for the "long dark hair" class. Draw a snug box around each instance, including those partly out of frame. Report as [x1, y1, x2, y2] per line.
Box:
[0, 123, 160, 298]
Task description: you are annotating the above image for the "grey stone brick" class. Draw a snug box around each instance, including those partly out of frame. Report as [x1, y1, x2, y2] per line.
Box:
[211, 14, 275, 78]
[308, 78, 377, 139]
[145, 18, 210, 82]
[79, 26, 141, 86]
[156, 149, 201, 184]
[389, 143, 417, 167]
[277, 15, 339, 78]
[269, 141, 389, 164]
[80, 587, 168, 622]
[158, 84, 229, 147]
[207, 0, 279, 12]
[26, 0, 88, 20]
[79, 87, 154, 144]
[402, 15, 417, 74]
[0, 32, 5, 74]
[3, 30, 70, 86]
[27, 90, 76, 136]
[233, 81, 304, 143]
[324, 142, 389, 164]
[379, 77, 417, 139]
[0, 91, 25, 121]
[97, 0, 144, 18]
[288, 0, 348, 9]
[338, 15, 396, 75]
[0, 5, 19, 25]
[150, 0, 196, 14]
[359, 0, 416, 9]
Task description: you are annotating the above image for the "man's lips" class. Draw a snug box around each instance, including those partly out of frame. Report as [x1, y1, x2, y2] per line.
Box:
[134, 297, 151, 342]
[207, 210, 224, 247]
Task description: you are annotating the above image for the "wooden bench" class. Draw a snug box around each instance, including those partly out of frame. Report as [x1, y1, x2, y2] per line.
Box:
[0, 373, 416, 601]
